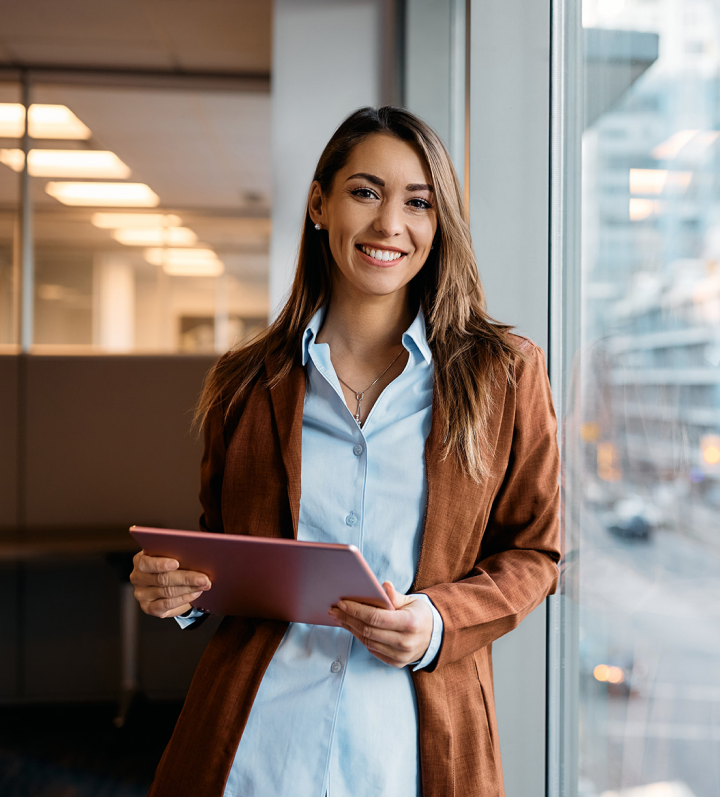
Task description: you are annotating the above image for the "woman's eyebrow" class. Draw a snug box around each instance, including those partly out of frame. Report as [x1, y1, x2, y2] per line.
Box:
[346, 172, 434, 192]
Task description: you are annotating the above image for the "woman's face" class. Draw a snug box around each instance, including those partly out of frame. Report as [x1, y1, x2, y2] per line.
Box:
[310, 133, 438, 301]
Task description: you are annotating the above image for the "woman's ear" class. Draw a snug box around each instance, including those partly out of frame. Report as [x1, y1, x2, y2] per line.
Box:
[308, 181, 325, 228]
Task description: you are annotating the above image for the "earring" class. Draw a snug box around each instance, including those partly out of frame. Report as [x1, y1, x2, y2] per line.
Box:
[314, 223, 321, 231]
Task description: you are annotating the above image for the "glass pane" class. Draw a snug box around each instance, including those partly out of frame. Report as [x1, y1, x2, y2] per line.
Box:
[0, 81, 20, 347]
[557, 2, 720, 795]
[29, 83, 270, 352]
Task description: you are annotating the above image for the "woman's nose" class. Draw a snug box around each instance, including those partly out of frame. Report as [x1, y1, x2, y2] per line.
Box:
[373, 200, 404, 237]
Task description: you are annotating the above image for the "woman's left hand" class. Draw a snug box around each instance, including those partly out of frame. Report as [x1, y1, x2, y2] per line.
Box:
[328, 581, 433, 668]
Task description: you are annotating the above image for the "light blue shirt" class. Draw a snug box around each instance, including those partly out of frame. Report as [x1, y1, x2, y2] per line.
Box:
[179, 306, 443, 797]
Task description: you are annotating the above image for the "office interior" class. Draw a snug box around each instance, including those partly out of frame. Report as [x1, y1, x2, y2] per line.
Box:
[1, 1, 719, 796]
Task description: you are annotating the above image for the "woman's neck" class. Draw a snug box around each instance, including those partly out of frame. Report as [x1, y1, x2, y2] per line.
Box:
[317, 288, 414, 363]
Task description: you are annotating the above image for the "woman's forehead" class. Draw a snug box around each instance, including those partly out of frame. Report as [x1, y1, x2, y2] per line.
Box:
[341, 134, 432, 186]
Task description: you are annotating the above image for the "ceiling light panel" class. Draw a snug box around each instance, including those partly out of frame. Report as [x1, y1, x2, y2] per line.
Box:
[112, 227, 198, 246]
[91, 213, 182, 229]
[0, 149, 130, 178]
[46, 182, 160, 207]
[144, 247, 220, 266]
[0, 104, 91, 139]
[162, 260, 225, 277]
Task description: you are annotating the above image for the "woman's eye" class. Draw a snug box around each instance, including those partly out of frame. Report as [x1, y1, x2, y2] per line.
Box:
[351, 187, 378, 199]
[407, 198, 432, 210]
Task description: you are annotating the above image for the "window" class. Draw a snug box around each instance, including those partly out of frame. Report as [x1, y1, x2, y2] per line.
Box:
[2, 78, 270, 353]
[551, 0, 720, 794]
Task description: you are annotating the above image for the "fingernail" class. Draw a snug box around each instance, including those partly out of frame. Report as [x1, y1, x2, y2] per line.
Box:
[337, 601, 347, 611]
[191, 591, 202, 599]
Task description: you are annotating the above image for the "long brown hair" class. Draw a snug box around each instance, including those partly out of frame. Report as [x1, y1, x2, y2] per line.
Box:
[196, 106, 522, 481]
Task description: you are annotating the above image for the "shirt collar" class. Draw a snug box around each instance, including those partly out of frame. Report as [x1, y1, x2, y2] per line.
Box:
[301, 304, 432, 366]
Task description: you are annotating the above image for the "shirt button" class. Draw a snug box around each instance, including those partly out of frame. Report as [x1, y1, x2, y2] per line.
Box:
[331, 660, 343, 673]
[345, 512, 358, 527]
[353, 444, 363, 456]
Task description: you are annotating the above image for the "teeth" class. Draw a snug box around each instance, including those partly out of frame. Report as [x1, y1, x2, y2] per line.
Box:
[361, 245, 403, 261]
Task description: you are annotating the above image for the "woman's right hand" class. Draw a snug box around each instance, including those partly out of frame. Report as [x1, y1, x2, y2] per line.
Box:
[130, 550, 212, 618]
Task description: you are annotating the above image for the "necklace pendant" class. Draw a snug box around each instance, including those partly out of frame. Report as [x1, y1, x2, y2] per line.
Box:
[355, 392, 363, 425]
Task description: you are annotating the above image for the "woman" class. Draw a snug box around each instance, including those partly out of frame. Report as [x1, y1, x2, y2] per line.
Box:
[130, 106, 561, 797]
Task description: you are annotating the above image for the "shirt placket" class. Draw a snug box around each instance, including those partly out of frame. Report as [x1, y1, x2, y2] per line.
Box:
[308, 345, 372, 797]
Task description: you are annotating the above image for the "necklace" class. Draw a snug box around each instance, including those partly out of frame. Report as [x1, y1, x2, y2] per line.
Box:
[336, 348, 405, 426]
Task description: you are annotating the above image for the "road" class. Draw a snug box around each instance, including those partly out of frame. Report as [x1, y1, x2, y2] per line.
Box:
[574, 510, 720, 797]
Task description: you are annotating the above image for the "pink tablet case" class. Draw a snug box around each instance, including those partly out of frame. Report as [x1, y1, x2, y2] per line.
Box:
[129, 526, 393, 626]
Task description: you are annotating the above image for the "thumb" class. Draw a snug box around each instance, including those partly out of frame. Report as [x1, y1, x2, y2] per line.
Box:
[383, 581, 407, 610]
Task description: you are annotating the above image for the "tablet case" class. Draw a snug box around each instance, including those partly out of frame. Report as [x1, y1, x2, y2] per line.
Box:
[129, 526, 393, 626]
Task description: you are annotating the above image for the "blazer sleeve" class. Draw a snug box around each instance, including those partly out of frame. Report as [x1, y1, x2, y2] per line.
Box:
[420, 343, 561, 670]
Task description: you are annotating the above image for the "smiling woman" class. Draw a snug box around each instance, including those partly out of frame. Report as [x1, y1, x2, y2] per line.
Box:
[130, 106, 561, 797]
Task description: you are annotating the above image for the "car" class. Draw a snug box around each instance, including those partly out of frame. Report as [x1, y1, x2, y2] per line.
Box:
[606, 496, 655, 540]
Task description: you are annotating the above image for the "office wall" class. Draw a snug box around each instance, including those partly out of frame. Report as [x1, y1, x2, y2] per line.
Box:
[22, 355, 213, 529]
[1, 354, 220, 702]
[0, 356, 19, 530]
[269, 0, 385, 313]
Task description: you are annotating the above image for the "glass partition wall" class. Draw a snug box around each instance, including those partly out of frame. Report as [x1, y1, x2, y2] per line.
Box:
[0, 80, 20, 348]
[550, 0, 720, 795]
[0, 76, 270, 353]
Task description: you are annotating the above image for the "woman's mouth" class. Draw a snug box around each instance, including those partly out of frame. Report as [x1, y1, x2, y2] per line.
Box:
[356, 244, 407, 266]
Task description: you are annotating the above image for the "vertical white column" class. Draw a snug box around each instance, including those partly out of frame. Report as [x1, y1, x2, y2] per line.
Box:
[269, 0, 384, 315]
[93, 254, 135, 351]
[19, 77, 33, 352]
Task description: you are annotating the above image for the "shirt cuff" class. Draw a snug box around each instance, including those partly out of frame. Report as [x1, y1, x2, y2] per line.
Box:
[174, 607, 205, 629]
[410, 593, 444, 671]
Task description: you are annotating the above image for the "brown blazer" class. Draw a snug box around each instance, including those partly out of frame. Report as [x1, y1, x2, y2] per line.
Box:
[148, 335, 561, 797]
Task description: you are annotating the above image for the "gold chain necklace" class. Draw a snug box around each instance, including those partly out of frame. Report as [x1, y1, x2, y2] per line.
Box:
[336, 348, 405, 426]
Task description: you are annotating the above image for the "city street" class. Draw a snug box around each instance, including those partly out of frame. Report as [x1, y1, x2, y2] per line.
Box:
[577, 511, 720, 797]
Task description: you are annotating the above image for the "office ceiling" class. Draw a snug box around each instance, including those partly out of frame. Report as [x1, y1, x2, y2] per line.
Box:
[0, 0, 273, 291]
[0, 0, 272, 74]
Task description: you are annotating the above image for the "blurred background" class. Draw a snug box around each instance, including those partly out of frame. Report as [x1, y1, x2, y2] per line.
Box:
[1, 0, 720, 796]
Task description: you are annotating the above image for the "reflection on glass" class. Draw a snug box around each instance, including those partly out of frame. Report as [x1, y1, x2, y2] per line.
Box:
[575, 1, 720, 795]
[22, 84, 271, 353]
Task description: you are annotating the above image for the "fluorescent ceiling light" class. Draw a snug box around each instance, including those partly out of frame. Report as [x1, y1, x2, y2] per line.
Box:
[112, 227, 198, 246]
[0, 103, 91, 139]
[46, 182, 160, 207]
[162, 260, 225, 277]
[144, 247, 224, 276]
[0, 148, 130, 178]
[144, 247, 219, 266]
[91, 212, 181, 229]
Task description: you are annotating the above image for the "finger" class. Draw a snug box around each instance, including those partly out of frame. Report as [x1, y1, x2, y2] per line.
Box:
[139, 583, 210, 601]
[367, 649, 404, 668]
[132, 568, 211, 590]
[161, 602, 194, 619]
[137, 554, 180, 574]
[383, 581, 409, 610]
[335, 623, 409, 667]
[329, 608, 409, 647]
[142, 591, 203, 617]
[336, 600, 415, 633]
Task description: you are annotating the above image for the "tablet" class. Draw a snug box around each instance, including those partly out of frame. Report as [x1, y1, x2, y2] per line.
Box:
[129, 526, 393, 626]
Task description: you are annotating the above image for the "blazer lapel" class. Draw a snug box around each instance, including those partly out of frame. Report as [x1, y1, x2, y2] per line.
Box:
[269, 364, 306, 539]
